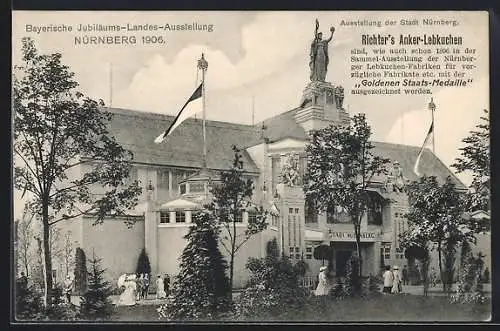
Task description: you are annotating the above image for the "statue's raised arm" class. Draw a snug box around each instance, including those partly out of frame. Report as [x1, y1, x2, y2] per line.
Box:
[314, 18, 319, 37]
[326, 26, 335, 43]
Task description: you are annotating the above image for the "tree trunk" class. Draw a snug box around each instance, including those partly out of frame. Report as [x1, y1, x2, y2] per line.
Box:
[229, 250, 235, 302]
[42, 205, 53, 307]
[354, 221, 363, 278]
[437, 241, 444, 292]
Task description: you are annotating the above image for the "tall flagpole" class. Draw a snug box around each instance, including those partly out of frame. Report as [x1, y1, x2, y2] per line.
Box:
[428, 97, 436, 154]
[198, 53, 208, 168]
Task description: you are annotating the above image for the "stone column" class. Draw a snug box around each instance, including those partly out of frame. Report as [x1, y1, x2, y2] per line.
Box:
[144, 201, 158, 285]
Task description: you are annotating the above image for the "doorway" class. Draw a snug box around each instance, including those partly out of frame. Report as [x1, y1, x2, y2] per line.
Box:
[335, 250, 352, 277]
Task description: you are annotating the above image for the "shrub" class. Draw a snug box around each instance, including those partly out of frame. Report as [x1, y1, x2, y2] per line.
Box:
[450, 251, 486, 305]
[74, 247, 87, 295]
[235, 243, 308, 320]
[343, 255, 361, 297]
[15, 280, 43, 320]
[135, 248, 151, 276]
[79, 252, 114, 320]
[362, 274, 382, 297]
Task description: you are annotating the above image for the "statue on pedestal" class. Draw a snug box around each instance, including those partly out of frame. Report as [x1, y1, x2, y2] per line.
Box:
[309, 19, 335, 82]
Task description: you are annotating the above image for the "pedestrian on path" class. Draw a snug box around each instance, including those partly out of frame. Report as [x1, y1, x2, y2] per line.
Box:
[402, 265, 409, 285]
[392, 266, 402, 294]
[314, 266, 329, 296]
[382, 265, 394, 294]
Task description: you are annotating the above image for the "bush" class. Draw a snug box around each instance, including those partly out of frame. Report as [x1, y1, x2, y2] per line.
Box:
[135, 248, 151, 276]
[15, 280, 43, 320]
[74, 247, 87, 295]
[482, 267, 490, 283]
[235, 243, 308, 320]
[79, 252, 114, 320]
[362, 274, 382, 297]
[343, 255, 361, 297]
[450, 251, 486, 305]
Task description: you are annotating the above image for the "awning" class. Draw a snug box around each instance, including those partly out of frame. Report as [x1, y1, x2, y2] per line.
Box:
[159, 198, 199, 211]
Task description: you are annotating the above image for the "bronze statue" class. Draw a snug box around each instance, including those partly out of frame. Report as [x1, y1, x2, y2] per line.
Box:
[309, 19, 335, 82]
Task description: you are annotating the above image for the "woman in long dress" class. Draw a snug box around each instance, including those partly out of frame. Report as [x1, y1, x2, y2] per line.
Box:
[117, 274, 137, 306]
[314, 266, 329, 296]
[392, 266, 402, 294]
[156, 275, 166, 299]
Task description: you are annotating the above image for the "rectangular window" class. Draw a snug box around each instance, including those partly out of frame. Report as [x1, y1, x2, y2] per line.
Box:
[367, 192, 383, 225]
[306, 254, 313, 260]
[157, 170, 169, 189]
[52, 269, 57, 283]
[395, 247, 404, 260]
[190, 183, 204, 193]
[384, 245, 391, 260]
[180, 183, 187, 195]
[304, 200, 318, 223]
[295, 247, 300, 253]
[248, 211, 257, 223]
[235, 212, 243, 223]
[289, 246, 294, 254]
[327, 203, 350, 224]
[176, 211, 186, 223]
[160, 211, 170, 223]
[271, 215, 278, 227]
[295, 253, 301, 259]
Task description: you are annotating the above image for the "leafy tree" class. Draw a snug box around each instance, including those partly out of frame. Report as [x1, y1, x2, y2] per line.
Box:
[402, 242, 431, 296]
[135, 248, 151, 276]
[79, 251, 114, 320]
[13, 38, 142, 306]
[160, 211, 231, 321]
[74, 247, 87, 295]
[451, 109, 490, 212]
[207, 145, 268, 293]
[304, 114, 390, 277]
[402, 176, 478, 292]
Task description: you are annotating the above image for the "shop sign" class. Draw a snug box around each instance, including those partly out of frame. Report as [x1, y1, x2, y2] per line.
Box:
[328, 231, 379, 242]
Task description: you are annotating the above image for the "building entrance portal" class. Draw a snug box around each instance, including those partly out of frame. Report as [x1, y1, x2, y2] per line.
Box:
[335, 250, 352, 277]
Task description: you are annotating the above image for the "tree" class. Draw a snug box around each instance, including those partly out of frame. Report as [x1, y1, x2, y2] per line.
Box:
[207, 145, 268, 293]
[451, 109, 490, 212]
[303, 114, 390, 277]
[16, 205, 35, 277]
[135, 248, 151, 276]
[79, 251, 114, 320]
[403, 176, 478, 292]
[13, 38, 142, 306]
[160, 211, 231, 320]
[74, 248, 87, 295]
[61, 231, 74, 277]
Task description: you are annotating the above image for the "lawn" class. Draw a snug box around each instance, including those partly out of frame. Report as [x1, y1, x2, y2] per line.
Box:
[110, 294, 491, 322]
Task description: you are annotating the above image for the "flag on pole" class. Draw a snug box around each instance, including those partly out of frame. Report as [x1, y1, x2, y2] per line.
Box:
[154, 82, 203, 144]
[413, 121, 434, 177]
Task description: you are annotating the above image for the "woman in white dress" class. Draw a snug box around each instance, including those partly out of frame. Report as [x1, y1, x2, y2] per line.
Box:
[117, 274, 137, 306]
[156, 275, 166, 299]
[392, 266, 402, 294]
[314, 266, 329, 296]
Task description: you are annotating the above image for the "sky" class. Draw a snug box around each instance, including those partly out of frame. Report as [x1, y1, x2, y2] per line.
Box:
[12, 11, 489, 218]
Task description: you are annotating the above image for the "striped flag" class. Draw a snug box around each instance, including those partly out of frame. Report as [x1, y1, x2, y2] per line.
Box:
[413, 121, 434, 177]
[154, 82, 203, 144]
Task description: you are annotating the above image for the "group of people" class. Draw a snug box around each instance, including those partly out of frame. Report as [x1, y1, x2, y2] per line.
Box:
[117, 273, 170, 306]
[382, 265, 405, 294]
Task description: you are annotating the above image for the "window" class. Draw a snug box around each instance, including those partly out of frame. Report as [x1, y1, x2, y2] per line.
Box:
[306, 246, 313, 260]
[289, 246, 295, 254]
[304, 200, 318, 223]
[248, 210, 257, 223]
[235, 212, 243, 223]
[180, 183, 187, 195]
[160, 211, 170, 223]
[51, 270, 57, 284]
[157, 170, 169, 189]
[295, 254, 301, 259]
[176, 211, 186, 223]
[271, 215, 278, 227]
[367, 192, 383, 225]
[395, 247, 404, 260]
[295, 247, 300, 253]
[190, 182, 204, 193]
[326, 203, 350, 224]
[383, 245, 391, 260]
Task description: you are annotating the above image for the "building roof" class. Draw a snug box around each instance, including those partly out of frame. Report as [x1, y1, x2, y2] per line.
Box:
[103, 107, 261, 173]
[103, 107, 465, 190]
[255, 108, 308, 143]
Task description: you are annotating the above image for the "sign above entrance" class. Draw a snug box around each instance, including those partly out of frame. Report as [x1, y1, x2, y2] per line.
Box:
[328, 231, 379, 242]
